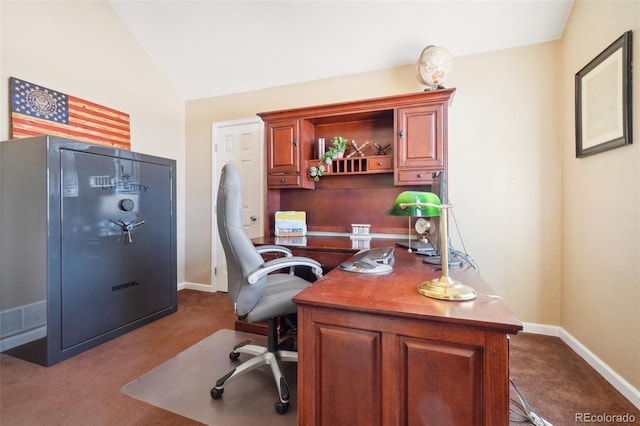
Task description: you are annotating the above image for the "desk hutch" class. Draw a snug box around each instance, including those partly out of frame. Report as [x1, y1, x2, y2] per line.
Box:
[258, 88, 455, 237]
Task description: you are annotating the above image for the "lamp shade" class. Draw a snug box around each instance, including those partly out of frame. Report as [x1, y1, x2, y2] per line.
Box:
[386, 191, 442, 217]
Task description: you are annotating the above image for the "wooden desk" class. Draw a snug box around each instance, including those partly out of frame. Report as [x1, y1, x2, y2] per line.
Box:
[293, 247, 522, 426]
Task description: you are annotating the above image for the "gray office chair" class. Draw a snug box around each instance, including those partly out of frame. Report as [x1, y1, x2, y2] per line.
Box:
[210, 163, 322, 414]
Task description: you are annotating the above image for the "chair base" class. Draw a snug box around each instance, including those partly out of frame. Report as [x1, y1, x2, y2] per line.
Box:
[210, 318, 297, 414]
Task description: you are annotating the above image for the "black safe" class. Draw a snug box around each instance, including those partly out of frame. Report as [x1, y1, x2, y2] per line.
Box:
[0, 136, 177, 365]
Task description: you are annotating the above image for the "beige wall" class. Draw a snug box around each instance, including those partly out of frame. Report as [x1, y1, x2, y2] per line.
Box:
[0, 1, 186, 283]
[561, 0, 640, 389]
[446, 42, 563, 325]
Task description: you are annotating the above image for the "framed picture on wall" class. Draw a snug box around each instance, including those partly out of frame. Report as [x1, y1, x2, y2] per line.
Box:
[575, 30, 632, 158]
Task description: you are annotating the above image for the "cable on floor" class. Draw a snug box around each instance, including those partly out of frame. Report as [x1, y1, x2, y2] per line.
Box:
[510, 377, 554, 426]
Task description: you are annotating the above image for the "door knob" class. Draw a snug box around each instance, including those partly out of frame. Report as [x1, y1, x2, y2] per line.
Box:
[250, 215, 257, 222]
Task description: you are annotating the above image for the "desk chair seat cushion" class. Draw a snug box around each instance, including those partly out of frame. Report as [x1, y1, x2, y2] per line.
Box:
[245, 273, 311, 323]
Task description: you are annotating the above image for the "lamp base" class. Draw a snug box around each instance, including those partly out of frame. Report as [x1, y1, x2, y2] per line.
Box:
[417, 276, 477, 301]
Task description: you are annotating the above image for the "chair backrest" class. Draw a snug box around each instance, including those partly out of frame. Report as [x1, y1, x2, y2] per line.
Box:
[216, 164, 267, 316]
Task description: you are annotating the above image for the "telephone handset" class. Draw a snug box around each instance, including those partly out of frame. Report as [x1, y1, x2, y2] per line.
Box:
[339, 247, 395, 274]
[353, 247, 394, 264]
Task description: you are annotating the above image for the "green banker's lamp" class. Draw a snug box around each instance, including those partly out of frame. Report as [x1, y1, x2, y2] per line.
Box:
[387, 191, 476, 301]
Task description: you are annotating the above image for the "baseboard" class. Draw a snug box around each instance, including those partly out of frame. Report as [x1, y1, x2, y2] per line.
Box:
[0, 325, 46, 352]
[524, 322, 640, 409]
[178, 282, 217, 292]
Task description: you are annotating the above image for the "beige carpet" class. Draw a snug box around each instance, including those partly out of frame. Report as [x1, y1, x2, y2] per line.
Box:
[121, 329, 297, 426]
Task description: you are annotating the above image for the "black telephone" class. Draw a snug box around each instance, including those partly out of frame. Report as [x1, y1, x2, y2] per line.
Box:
[339, 247, 395, 274]
[354, 247, 395, 264]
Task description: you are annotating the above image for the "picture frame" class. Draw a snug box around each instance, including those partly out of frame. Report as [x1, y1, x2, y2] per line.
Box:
[575, 31, 632, 158]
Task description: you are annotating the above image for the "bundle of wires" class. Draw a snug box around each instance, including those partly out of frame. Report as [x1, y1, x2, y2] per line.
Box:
[510, 378, 554, 425]
[448, 204, 479, 272]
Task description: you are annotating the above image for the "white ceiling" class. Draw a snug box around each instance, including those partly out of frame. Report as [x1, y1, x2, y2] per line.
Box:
[109, 0, 574, 101]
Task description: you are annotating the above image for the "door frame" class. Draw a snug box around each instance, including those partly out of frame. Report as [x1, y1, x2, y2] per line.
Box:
[211, 117, 265, 292]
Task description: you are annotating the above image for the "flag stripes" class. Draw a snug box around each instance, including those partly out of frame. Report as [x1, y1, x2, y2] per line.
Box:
[10, 114, 130, 149]
[9, 77, 130, 149]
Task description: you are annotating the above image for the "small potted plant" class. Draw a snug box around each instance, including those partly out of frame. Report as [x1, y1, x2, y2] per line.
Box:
[308, 136, 349, 182]
[330, 136, 348, 158]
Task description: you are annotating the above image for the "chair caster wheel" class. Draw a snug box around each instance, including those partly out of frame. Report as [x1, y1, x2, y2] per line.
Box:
[210, 387, 224, 399]
[229, 351, 240, 361]
[275, 401, 289, 414]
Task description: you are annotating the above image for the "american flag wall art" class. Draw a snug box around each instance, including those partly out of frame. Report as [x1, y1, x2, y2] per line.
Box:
[9, 77, 130, 149]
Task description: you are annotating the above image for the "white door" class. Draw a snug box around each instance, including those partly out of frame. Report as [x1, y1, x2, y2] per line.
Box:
[212, 118, 264, 292]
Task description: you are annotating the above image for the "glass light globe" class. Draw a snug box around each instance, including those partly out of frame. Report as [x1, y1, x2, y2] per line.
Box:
[416, 45, 453, 90]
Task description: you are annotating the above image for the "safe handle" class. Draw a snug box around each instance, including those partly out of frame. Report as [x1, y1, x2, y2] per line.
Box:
[111, 219, 146, 243]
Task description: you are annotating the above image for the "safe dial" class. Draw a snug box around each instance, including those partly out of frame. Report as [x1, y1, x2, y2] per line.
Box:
[119, 198, 135, 211]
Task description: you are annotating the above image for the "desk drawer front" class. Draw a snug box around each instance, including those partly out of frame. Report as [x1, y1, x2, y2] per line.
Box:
[367, 156, 393, 171]
[395, 169, 436, 185]
[267, 174, 300, 187]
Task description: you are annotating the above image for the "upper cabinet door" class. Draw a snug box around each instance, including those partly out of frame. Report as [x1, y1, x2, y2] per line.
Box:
[395, 103, 445, 185]
[266, 119, 300, 174]
[396, 104, 444, 169]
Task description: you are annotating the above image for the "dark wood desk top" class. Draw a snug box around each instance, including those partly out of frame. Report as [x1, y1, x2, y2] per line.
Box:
[291, 244, 523, 335]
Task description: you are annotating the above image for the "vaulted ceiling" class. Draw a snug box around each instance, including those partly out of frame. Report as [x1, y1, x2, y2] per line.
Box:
[109, 1, 574, 101]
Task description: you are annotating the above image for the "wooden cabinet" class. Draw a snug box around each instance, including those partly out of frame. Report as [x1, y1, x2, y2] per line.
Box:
[260, 90, 453, 189]
[265, 118, 314, 189]
[395, 103, 446, 185]
[266, 119, 299, 174]
[301, 310, 486, 425]
[295, 250, 522, 425]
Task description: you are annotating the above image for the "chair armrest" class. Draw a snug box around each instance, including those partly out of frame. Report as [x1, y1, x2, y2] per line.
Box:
[255, 245, 293, 257]
[248, 256, 323, 284]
